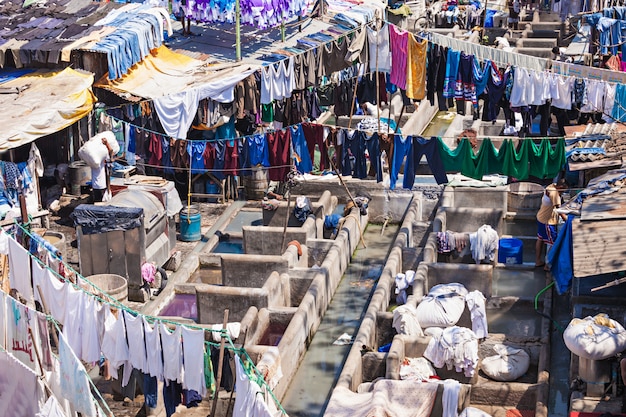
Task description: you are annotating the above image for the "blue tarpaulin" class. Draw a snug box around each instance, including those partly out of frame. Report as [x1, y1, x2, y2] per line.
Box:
[547, 214, 575, 294]
[0, 68, 36, 85]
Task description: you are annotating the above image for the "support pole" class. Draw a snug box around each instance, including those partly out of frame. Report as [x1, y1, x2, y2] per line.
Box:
[281, 20, 286, 43]
[210, 309, 230, 417]
[236, 0, 241, 61]
[375, 16, 381, 134]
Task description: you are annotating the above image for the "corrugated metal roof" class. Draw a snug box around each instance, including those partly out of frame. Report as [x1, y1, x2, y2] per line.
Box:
[567, 124, 626, 170]
[573, 217, 626, 277]
[581, 188, 626, 220]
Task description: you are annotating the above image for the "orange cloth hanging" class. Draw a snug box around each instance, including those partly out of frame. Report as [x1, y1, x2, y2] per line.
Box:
[405, 33, 428, 100]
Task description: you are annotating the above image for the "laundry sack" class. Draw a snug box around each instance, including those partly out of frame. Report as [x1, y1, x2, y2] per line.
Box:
[563, 314, 626, 360]
[392, 304, 423, 336]
[78, 131, 119, 169]
[416, 283, 468, 328]
[480, 344, 530, 381]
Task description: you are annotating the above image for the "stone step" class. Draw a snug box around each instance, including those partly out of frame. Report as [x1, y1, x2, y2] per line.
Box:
[528, 21, 564, 31]
[516, 37, 557, 48]
[533, 11, 563, 23]
[514, 47, 554, 58]
[525, 29, 561, 39]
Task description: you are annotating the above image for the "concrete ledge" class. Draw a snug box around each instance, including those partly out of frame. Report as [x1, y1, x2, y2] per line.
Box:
[221, 253, 288, 287]
[195, 270, 289, 323]
[441, 185, 508, 211]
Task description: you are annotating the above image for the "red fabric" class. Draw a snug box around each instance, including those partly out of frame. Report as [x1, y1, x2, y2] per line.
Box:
[224, 141, 239, 176]
[203, 142, 216, 170]
[267, 129, 291, 181]
[302, 122, 329, 171]
[148, 133, 162, 166]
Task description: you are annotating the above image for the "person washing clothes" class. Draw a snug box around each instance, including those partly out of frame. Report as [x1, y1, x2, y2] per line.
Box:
[91, 137, 114, 203]
[535, 179, 568, 269]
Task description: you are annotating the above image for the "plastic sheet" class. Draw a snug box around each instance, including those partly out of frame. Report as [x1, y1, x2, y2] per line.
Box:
[71, 204, 143, 235]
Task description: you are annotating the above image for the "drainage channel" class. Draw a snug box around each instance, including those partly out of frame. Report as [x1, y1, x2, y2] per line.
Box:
[281, 223, 400, 417]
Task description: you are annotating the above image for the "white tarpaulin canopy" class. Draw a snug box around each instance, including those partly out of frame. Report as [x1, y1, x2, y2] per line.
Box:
[0, 67, 95, 152]
[94, 45, 260, 138]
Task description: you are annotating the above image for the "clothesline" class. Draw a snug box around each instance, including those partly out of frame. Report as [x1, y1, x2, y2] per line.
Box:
[3, 223, 289, 414]
[0, 288, 112, 417]
[105, 109, 573, 144]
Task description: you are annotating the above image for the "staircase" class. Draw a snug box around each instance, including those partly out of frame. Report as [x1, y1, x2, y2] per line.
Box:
[515, 11, 565, 58]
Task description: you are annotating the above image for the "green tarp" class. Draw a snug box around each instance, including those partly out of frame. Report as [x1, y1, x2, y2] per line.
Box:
[437, 137, 565, 180]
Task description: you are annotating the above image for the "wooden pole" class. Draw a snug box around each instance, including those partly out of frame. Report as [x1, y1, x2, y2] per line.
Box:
[236, 0, 241, 61]
[281, 188, 291, 253]
[210, 309, 230, 417]
[347, 74, 360, 130]
[375, 17, 381, 134]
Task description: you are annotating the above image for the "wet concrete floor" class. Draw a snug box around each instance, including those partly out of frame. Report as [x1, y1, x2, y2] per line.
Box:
[281, 223, 399, 417]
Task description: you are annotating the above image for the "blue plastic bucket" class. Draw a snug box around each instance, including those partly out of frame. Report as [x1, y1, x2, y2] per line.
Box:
[206, 180, 220, 194]
[180, 206, 201, 242]
[498, 238, 523, 264]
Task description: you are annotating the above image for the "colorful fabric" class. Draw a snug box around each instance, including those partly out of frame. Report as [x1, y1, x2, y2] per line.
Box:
[405, 33, 428, 100]
[436, 137, 565, 181]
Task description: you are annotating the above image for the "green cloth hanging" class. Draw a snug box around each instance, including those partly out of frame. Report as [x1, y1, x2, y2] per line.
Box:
[437, 137, 477, 177]
[204, 342, 217, 396]
[527, 138, 566, 180]
[436, 137, 565, 180]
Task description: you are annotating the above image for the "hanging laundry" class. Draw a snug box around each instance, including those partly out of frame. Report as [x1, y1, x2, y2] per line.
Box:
[405, 136, 449, 188]
[261, 58, 295, 105]
[124, 310, 148, 373]
[389, 25, 409, 90]
[345, 26, 368, 65]
[8, 236, 33, 303]
[59, 332, 98, 417]
[290, 125, 313, 174]
[483, 63, 506, 122]
[302, 122, 329, 172]
[473, 58, 491, 97]
[267, 129, 292, 182]
[437, 137, 565, 180]
[427, 44, 450, 110]
[367, 23, 392, 74]
[181, 326, 207, 397]
[233, 355, 274, 417]
[7, 297, 38, 371]
[160, 323, 183, 384]
[509, 66, 531, 107]
[101, 309, 130, 382]
[390, 134, 412, 190]
[0, 350, 46, 416]
[318, 36, 350, 75]
[366, 133, 383, 182]
[341, 129, 368, 179]
[443, 48, 460, 100]
[405, 33, 428, 100]
[550, 74, 574, 110]
[454, 52, 478, 114]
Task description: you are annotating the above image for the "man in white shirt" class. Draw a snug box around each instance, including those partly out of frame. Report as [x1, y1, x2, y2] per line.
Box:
[91, 137, 114, 202]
